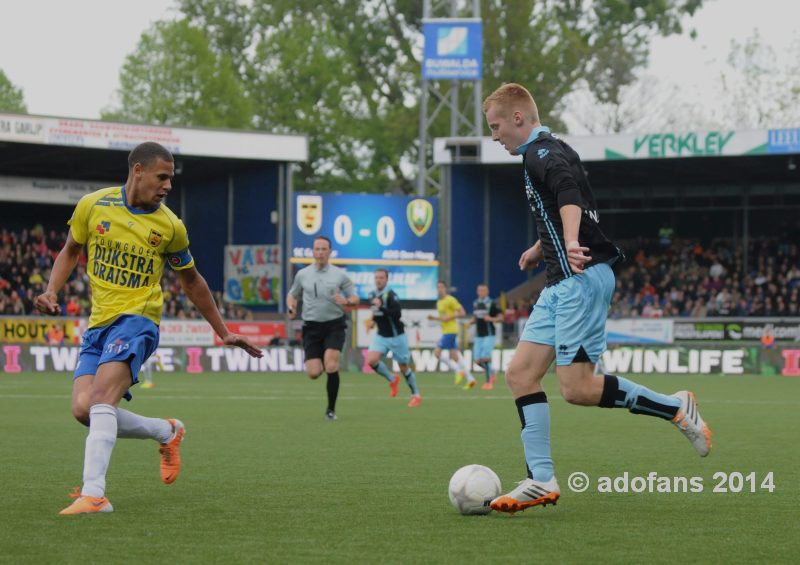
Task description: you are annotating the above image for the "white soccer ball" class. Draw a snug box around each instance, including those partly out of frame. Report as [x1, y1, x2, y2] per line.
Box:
[448, 464, 501, 515]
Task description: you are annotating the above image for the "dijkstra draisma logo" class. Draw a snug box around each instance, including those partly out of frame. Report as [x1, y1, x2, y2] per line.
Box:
[296, 195, 322, 235]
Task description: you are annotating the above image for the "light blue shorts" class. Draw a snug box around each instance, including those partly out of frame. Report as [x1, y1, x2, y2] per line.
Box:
[368, 334, 411, 364]
[473, 335, 496, 360]
[521, 262, 615, 366]
[436, 333, 458, 350]
[74, 314, 159, 400]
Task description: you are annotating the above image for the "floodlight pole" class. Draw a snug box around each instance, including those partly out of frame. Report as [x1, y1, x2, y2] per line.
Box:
[416, 0, 482, 197]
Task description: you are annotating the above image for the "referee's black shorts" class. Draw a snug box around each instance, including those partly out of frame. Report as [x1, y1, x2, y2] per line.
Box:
[302, 316, 347, 361]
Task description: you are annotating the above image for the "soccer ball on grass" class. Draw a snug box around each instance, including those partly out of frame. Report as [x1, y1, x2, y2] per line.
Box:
[448, 464, 501, 515]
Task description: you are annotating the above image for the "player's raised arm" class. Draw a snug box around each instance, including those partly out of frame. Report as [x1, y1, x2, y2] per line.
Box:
[35, 231, 84, 316]
[176, 266, 263, 358]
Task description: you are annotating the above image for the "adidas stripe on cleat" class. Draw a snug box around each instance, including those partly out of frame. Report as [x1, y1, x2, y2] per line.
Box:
[672, 391, 712, 457]
[490, 477, 560, 514]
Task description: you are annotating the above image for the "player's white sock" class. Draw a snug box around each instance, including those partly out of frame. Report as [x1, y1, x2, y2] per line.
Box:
[81, 404, 118, 498]
[445, 357, 460, 372]
[116, 408, 172, 443]
[456, 357, 476, 381]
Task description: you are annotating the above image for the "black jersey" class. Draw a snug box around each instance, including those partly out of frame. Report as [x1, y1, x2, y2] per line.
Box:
[472, 297, 499, 337]
[522, 128, 622, 286]
[368, 288, 405, 337]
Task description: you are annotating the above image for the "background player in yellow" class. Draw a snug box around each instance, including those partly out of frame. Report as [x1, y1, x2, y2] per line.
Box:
[36, 142, 263, 515]
[428, 281, 476, 389]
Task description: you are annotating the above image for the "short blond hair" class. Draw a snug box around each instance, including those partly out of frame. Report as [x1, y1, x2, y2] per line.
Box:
[482, 83, 539, 122]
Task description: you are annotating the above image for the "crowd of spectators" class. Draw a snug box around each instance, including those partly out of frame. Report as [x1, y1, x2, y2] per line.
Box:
[608, 236, 800, 318]
[4, 225, 799, 322]
[0, 226, 251, 320]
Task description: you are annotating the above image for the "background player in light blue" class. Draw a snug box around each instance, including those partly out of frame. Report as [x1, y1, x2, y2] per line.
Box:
[468, 283, 502, 390]
[365, 268, 421, 407]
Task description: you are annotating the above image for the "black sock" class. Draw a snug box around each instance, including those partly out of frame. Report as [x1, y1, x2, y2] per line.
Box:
[478, 361, 490, 381]
[326, 371, 340, 412]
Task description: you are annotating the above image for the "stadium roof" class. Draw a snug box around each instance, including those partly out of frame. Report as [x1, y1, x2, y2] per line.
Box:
[0, 112, 307, 184]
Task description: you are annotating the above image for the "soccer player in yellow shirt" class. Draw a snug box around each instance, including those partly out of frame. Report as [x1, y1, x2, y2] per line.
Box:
[428, 281, 476, 389]
[36, 142, 263, 515]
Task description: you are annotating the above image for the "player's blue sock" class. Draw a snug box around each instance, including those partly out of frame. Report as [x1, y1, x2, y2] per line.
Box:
[369, 361, 394, 382]
[599, 374, 680, 420]
[516, 392, 554, 482]
[403, 369, 419, 395]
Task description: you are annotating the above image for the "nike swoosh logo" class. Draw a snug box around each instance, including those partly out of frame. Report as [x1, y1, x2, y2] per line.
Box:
[91, 500, 105, 507]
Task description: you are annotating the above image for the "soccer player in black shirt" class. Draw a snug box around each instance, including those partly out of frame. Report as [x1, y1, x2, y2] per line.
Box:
[482, 83, 712, 514]
[365, 268, 421, 407]
[467, 284, 502, 390]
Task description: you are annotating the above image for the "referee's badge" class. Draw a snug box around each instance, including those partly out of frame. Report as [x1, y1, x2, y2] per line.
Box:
[297, 194, 322, 235]
[407, 199, 433, 237]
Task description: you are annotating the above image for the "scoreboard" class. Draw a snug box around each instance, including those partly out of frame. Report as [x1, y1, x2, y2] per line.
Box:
[291, 193, 439, 300]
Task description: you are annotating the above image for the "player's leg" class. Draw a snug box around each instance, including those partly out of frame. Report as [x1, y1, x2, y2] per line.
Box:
[556, 263, 711, 456]
[452, 347, 476, 389]
[491, 340, 559, 513]
[302, 322, 325, 379]
[394, 336, 420, 406]
[366, 339, 399, 396]
[140, 357, 155, 389]
[474, 336, 493, 388]
[72, 371, 172, 444]
[61, 360, 129, 515]
[321, 319, 347, 420]
[491, 288, 560, 514]
[323, 348, 342, 419]
[486, 334, 498, 385]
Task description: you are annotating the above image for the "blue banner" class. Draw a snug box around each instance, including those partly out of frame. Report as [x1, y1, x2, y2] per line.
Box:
[339, 264, 439, 301]
[422, 19, 483, 80]
[767, 128, 800, 154]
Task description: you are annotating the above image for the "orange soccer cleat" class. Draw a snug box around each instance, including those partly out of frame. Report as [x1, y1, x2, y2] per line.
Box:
[408, 395, 422, 408]
[60, 495, 113, 515]
[389, 375, 400, 397]
[159, 418, 185, 484]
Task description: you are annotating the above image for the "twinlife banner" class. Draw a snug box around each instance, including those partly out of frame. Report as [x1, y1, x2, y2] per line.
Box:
[4, 344, 799, 376]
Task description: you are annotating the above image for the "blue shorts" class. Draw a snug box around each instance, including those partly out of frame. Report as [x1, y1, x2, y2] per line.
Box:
[521, 262, 615, 366]
[473, 335, 496, 360]
[436, 333, 458, 350]
[368, 334, 411, 364]
[74, 314, 160, 400]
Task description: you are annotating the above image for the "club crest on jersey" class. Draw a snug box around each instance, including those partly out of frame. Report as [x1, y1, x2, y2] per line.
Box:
[297, 194, 322, 235]
[407, 199, 433, 237]
[95, 221, 111, 235]
[148, 229, 163, 247]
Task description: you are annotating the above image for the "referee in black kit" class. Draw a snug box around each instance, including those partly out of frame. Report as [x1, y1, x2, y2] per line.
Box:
[287, 236, 359, 420]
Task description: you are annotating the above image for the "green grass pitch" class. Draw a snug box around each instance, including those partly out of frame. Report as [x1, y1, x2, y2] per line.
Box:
[1, 370, 798, 564]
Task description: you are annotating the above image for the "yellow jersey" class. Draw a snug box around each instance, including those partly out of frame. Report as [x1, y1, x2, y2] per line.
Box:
[436, 295, 462, 334]
[69, 186, 195, 328]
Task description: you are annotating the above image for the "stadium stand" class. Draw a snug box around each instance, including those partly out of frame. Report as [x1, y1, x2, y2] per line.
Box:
[0, 225, 251, 320]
